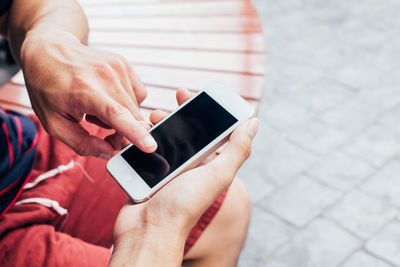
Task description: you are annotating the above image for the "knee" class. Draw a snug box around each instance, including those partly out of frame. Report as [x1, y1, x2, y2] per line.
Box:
[223, 178, 251, 245]
[182, 178, 251, 264]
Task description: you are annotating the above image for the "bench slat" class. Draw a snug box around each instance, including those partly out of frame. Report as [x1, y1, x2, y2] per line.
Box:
[84, 1, 256, 17]
[89, 31, 265, 53]
[95, 45, 266, 75]
[88, 16, 262, 33]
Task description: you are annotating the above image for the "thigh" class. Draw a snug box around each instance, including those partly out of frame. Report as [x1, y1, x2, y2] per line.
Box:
[0, 223, 111, 267]
[60, 155, 128, 248]
[183, 189, 227, 255]
[183, 178, 251, 263]
[21, 115, 127, 248]
[0, 194, 111, 267]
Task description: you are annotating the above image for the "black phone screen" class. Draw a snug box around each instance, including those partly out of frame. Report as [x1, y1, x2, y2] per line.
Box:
[121, 91, 238, 188]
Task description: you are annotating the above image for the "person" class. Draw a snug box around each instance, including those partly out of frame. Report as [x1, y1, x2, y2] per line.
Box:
[0, 0, 259, 266]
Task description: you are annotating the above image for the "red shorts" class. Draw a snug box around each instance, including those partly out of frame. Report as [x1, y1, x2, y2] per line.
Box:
[0, 116, 226, 267]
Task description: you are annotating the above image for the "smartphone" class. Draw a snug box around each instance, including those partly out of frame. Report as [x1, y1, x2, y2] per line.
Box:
[106, 83, 254, 202]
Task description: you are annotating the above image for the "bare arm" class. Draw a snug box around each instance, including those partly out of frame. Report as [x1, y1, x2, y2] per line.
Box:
[109, 89, 259, 266]
[109, 219, 187, 267]
[6, 0, 88, 62]
[1, 0, 156, 159]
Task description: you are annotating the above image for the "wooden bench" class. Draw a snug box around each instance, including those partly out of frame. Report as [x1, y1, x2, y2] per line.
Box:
[0, 0, 266, 118]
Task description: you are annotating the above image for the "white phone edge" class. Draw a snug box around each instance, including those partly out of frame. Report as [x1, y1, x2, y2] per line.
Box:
[106, 82, 255, 202]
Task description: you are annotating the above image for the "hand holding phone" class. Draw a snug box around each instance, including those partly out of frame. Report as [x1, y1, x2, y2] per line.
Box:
[109, 89, 259, 266]
[107, 83, 255, 202]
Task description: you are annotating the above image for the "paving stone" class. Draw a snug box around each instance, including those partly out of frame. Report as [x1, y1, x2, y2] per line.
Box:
[244, 207, 296, 261]
[319, 98, 379, 136]
[238, 246, 263, 267]
[235, 0, 400, 265]
[262, 64, 303, 97]
[329, 53, 383, 91]
[252, 120, 286, 153]
[341, 251, 392, 267]
[360, 160, 400, 207]
[276, 60, 324, 87]
[360, 82, 400, 114]
[238, 121, 281, 202]
[375, 35, 400, 73]
[261, 141, 317, 186]
[337, 21, 388, 59]
[343, 123, 400, 168]
[266, 219, 361, 267]
[379, 104, 400, 141]
[269, 29, 336, 70]
[264, 98, 314, 132]
[287, 120, 348, 156]
[307, 151, 375, 192]
[261, 176, 341, 227]
[291, 80, 355, 113]
[366, 221, 400, 266]
[241, 174, 275, 204]
[325, 190, 397, 239]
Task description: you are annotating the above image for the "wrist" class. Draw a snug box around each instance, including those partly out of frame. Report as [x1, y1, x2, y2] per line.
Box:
[20, 28, 82, 68]
[110, 220, 187, 267]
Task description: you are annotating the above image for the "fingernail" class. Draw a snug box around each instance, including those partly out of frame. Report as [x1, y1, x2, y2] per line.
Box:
[142, 135, 157, 148]
[247, 118, 260, 138]
[99, 153, 111, 160]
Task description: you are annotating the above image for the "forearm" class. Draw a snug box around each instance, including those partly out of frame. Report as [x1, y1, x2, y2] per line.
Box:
[109, 225, 187, 267]
[6, 0, 88, 64]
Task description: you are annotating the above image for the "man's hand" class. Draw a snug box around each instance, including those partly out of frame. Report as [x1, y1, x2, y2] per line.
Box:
[109, 89, 259, 266]
[20, 33, 156, 159]
[4, 0, 157, 159]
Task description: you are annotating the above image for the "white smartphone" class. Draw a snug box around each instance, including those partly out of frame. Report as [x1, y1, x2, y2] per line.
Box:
[106, 83, 254, 202]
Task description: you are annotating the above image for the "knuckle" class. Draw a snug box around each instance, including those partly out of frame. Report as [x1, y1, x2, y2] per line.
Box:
[70, 78, 97, 103]
[70, 78, 93, 98]
[69, 78, 96, 105]
[135, 86, 147, 103]
[106, 103, 127, 119]
[96, 62, 114, 80]
[71, 76, 90, 90]
[109, 56, 125, 71]
[119, 56, 130, 66]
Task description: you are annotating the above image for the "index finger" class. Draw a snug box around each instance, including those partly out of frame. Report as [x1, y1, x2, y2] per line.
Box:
[87, 95, 157, 153]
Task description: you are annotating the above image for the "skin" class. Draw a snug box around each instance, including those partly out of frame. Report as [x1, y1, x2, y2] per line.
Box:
[3, 0, 156, 159]
[0, 1, 259, 265]
[109, 89, 259, 266]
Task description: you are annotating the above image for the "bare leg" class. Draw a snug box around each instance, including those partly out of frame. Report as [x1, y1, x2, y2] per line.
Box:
[182, 178, 251, 267]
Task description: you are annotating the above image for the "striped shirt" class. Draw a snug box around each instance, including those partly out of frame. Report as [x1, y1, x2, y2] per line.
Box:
[0, 106, 38, 218]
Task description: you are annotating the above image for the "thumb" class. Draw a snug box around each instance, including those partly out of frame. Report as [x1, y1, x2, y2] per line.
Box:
[171, 118, 259, 215]
[205, 118, 259, 187]
[49, 115, 114, 159]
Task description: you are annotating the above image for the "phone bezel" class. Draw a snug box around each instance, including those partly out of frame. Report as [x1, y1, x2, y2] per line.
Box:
[106, 83, 254, 202]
